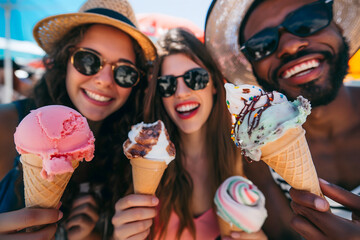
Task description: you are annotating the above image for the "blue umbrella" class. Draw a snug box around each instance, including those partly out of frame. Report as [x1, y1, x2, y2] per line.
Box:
[0, 0, 85, 102]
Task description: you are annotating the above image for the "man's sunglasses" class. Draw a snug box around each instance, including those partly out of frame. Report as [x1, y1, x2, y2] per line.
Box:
[240, 0, 333, 61]
[157, 68, 210, 97]
[70, 48, 142, 88]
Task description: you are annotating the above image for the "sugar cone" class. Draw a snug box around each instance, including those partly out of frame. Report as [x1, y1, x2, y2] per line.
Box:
[261, 126, 322, 196]
[130, 157, 167, 195]
[217, 214, 242, 237]
[21, 153, 79, 208]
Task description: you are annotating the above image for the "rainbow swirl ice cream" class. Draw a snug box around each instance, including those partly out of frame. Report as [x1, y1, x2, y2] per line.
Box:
[225, 83, 311, 161]
[214, 176, 267, 233]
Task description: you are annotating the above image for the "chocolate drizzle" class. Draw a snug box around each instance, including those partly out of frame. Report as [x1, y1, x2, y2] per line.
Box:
[123, 120, 175, 159]
[234, 89, 275, 136]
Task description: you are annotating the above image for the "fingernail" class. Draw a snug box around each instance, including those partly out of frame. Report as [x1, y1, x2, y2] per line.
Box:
[231, 232, 242, 238]
[152, 197, 159, 205]
[56, 201, 62, 209]
[315, 198, 328, 211]
[58, 211, 63, 221]
[319, 178, 329, 184]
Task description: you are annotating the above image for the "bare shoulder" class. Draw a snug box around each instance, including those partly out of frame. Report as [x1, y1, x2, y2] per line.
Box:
[0, 103, 19, 180]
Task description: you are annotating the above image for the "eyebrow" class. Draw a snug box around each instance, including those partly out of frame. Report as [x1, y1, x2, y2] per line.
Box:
[118, 58, 135, 65]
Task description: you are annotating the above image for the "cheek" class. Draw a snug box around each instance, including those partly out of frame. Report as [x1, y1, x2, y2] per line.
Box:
[115, 86, 132, 101]
[162, 98, 173, 114]
[252, 57, 278, 83]
[65, 67, 76, 97]
[162, 98, 177, 120]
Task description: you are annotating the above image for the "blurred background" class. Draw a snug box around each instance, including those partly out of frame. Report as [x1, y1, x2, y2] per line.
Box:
[1, 0, 359, 103]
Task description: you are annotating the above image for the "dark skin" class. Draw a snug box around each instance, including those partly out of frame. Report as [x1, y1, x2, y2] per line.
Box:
[290, 179, 360, 240]
[242, 0, 360, 239]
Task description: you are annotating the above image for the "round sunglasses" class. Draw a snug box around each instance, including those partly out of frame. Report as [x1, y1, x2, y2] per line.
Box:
[70, 47, 142, 88]
[157, 68, 210, 97]
[240, 0, 333, 61]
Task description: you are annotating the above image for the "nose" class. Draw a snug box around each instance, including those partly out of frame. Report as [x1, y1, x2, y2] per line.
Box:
[276, 32, 309, 59]
[94, 64, 114, 87]
[174, 78, 191, 98]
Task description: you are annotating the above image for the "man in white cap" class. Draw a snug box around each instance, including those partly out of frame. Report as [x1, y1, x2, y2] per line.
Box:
[206, 0, 360, 239]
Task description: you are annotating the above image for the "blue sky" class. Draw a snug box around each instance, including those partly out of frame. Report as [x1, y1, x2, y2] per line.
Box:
[129, 0, 213, 30]
[0, 0, 213, 59]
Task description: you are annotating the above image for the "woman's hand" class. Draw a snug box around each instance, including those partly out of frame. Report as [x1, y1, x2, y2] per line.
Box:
[290, 178, 360, 240]
[222, 229, 268, 240]
[65, 194, 100, 240]
[0, 207, 62, 240]
[112, 194, 159, 240]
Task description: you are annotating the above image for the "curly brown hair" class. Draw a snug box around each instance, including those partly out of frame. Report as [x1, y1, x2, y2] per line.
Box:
[31, 24, 151, 236]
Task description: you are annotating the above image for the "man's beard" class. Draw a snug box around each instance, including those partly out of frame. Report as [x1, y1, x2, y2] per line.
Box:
[254, 37, 350, 107]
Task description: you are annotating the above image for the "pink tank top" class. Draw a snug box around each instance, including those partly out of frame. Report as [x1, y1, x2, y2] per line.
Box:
[154, 208, 220, 240]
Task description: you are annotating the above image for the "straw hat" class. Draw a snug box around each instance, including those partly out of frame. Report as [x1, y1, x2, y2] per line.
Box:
[205, 0, 360, 85]
[33, 0, 157, 62]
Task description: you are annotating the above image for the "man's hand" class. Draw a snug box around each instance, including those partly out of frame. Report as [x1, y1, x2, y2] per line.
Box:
[290, 178, 360, 240]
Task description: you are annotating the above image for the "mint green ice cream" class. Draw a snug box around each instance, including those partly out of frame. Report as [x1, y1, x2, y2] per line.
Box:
[225, 83, 311, 161]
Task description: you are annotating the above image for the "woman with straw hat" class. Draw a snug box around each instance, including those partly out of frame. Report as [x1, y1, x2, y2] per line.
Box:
[0, 0, 156, 239]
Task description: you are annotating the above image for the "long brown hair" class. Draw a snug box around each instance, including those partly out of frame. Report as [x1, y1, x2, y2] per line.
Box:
[144, 28, 242, 239]
[31, 24, 150, 236]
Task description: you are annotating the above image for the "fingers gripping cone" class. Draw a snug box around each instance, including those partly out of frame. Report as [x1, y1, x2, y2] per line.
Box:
[130, 157, 167, 195]
[21, 153, 79, 208]
[261, 126, 322, 196]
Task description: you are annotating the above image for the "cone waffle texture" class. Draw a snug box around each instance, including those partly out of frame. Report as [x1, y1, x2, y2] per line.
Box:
[21, 153, 79, 208]
[130, 157, 167, 195]
[217, 214, 242, 237]
[261, 126, 322, 196]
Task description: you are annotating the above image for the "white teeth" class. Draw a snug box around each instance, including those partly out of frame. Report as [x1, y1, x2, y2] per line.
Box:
[176, 103, 199, 112]
[283, 60, 320, 79]
[85, 90, 111, 102]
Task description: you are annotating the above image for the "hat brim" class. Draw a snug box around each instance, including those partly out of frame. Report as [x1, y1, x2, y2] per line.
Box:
[205, 0, 360, 85]
[33, 12, 157, 62]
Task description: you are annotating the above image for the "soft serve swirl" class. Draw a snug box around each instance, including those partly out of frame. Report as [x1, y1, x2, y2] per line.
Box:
[214, 176, 267, 233]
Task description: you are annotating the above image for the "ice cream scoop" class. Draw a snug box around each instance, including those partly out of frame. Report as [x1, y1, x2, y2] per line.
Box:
[14, 105, 95, 180]
[14, 105, 95, 209]
[225, 83, 311, 161]
[214, 176, 267, 234]
[123, 120, 175, 194]
[225, 83, 322, 196]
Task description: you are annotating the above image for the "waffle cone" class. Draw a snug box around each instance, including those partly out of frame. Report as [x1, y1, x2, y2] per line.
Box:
[130, 158, 167, 195]
[21, 153, 79, 208]
[217, 214, 242, 237]
[261, 126, 322, 196]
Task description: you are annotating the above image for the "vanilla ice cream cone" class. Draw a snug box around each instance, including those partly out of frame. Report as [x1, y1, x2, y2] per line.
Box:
[21, 153, 79, 208]
[261, 126, 322, 196]
[130, 157, 167, 195]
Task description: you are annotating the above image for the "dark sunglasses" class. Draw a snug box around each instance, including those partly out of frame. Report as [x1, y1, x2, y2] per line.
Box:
[157, 68, 210, 97]
[240, 0, 333, 61]
[70, 47, 142, 88]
